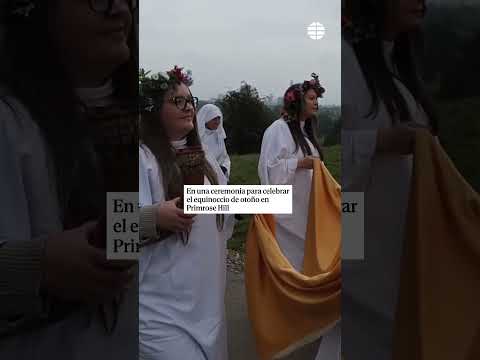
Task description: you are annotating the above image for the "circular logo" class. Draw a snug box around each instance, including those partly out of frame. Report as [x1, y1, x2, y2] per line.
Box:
[307, 22, 326, 40]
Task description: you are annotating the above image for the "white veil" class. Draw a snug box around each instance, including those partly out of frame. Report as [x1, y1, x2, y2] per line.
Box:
[196, 103, 227, 142]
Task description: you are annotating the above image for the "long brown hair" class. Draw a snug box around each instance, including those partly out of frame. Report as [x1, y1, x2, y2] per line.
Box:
[139, 81, 220, 201]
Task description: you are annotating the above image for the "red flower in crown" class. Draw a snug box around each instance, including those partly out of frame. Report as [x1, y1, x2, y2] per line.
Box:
[168, 66, 183, 79]
[167, 65, 194, 86]
[282, 73, 325, 120]
[285, 90, 297, 103]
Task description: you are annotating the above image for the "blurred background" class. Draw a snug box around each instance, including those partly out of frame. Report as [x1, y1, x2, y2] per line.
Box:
[424, 0, 480, 191]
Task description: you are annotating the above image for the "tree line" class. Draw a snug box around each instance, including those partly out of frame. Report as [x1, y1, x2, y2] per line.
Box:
[206, 82, 340, 155]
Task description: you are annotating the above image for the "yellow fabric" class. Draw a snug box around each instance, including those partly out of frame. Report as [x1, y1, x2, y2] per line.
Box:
[393, 130, 480, 359]
[245, 159, 341, 360]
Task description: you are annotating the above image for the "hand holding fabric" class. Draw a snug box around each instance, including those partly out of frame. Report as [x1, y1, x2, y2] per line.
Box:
[298, 156, 321, 170]
[42, 221, 135, 304]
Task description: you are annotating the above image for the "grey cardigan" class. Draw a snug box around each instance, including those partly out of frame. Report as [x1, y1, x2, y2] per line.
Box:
[0, 90, 137, 359]
[0, 91, 61, 334]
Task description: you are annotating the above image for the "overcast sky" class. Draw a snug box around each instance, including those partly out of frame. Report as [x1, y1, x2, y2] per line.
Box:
[140, 0, 341, 105]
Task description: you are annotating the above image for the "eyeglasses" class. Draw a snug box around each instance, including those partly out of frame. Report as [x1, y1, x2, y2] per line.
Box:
[89, 0, 138, 15]
[168, 96, 199, 111]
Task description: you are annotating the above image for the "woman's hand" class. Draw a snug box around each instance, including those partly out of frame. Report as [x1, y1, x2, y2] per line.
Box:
[155, 197, 195, 233]
[376, 127, 418, 155]
[297, 156, 320, 170]
[43, 222, 135, 304]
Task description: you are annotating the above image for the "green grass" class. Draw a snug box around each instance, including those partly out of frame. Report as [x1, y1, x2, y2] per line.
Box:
[323, 145, 341, 182]
[227, 154, 259, 252]
[227, 146, 341, 251]
[229, 154, 261, 185]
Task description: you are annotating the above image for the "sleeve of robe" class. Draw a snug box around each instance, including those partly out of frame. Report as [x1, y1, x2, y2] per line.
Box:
[139, 146, 153, 208]
[139, 145, 168, 242]
[341, 39, 378, 192]
[139, 146, 157, 241]
[258, 120, 299, 186]
[206, 151, 228, 186]
[217, 139, 231, 179]
[0, 97, 48, 334]
[139, 145, 169, 283]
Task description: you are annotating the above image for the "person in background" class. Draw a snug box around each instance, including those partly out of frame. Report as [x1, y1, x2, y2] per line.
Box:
[197, 103, 231, 179]
[258, 75, 324, 271]
[196, 103, 237, 239]
[258, 74, 341, 359]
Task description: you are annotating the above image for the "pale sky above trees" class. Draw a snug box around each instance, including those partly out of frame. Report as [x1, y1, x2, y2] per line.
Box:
[140, 0, 341, 104]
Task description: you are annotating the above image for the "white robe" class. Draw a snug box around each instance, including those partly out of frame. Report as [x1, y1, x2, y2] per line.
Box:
[258, 118, 319, 270]
[197, 104, 231, 178]
[341, 39, 429, 359]
[258, 118, 341, 360]
[138, 143, 228, 360]
[197, 104, 235, 242]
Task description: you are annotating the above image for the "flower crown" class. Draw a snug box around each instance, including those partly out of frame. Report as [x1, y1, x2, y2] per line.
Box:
[282, 73, 325, 120]
[284, 73, 325, 104]
[139, 66, 193, 93]
[139, 66, 194, 112]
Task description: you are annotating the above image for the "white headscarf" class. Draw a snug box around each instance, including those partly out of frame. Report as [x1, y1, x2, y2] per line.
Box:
[196, 104, 227, 142]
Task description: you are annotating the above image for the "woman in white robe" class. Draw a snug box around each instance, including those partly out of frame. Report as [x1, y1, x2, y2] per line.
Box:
[138, 69, 227, 360]
[341, 1, 437, 358]
[197, 104, 235, 241]
[258, 76, 341, 359]
[197, 104, 231, 179]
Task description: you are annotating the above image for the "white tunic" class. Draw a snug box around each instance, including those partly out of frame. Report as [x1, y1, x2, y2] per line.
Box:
[138, 143, 227, 360]
[197, 104, 231, 178]
[197, 104, 235, 242]
[258, 118, 341, 360]
[341, 39, 429, 359]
